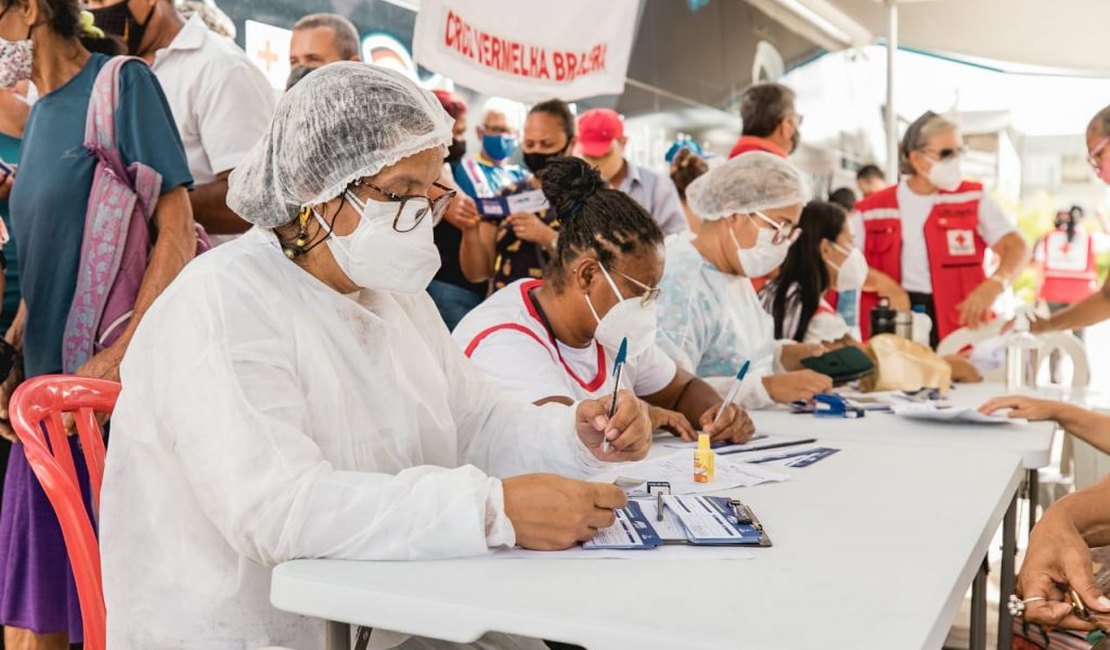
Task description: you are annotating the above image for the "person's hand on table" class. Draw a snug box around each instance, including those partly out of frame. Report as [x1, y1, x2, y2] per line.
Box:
[576, 389, 651, 462]
[506, 212, 556, 248]
[763, 370, 833, 404]
[649, 404, 695, 441]
[944, 353, 983, 383]
[958, 279, 1004, 329]
[699, 402, 754, 444]
[1016, 507, 1110, 631]
[978, 395, 1064, 421]
[442, 193, 479, 231]
[501, 474, 627, 550]
[780, 342, 825, 371]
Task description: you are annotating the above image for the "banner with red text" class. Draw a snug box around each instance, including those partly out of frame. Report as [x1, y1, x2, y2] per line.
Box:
[413, 0, 640, 103]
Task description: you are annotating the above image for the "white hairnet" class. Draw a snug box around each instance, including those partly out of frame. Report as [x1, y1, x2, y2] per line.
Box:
[686, 151, 809, 221]
[227, 62, 453, 228]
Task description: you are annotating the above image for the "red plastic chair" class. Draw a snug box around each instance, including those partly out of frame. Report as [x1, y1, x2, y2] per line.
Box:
[10, 375, 121, 650]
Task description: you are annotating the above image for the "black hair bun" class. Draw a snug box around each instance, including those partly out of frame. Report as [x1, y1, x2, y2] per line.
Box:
[540, 157, 605, 220]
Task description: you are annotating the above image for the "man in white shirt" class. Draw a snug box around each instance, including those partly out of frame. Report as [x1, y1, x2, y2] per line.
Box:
[88, 0, 277, 240]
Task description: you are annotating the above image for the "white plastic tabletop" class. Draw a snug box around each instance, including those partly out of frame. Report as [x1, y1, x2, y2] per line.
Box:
[747, 382, 1057, 469]
[271, 438, 1022, 650]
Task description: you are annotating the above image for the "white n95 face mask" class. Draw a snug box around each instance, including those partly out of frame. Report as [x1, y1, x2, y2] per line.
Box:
[584, 264, 658, 358]
[928, 157, 963, 192]
[827, 242, 868, 292]
[729, 224, 789, 278]
[313, 191, 442, 294]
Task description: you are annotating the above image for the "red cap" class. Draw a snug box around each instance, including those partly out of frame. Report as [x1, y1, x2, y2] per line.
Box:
[577, 108, 624, 158]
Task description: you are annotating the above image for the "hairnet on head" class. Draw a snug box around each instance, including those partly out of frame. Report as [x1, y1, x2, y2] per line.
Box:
[227, 62, 453, 228]
[686, 151, 809, 221]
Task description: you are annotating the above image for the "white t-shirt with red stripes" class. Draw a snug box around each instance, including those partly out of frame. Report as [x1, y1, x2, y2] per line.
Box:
[452, 279, 678, 404]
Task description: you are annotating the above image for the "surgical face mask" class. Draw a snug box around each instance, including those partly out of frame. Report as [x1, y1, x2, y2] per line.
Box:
[0, 35, 33, 89]
[481, 133, 517, 161]
[728, 222, 790, 278]
[826, 242, 868, 292]
[446, 138, 467, 164]
[285, 65, 318, 90]
[927, 156, 962, 192]
[89, 0, 156, 54]
[583, 264, 658, 358]
[314, 192, 442, 294]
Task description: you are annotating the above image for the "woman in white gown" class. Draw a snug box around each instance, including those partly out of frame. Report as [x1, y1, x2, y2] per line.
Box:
[98, 63, 651, 650]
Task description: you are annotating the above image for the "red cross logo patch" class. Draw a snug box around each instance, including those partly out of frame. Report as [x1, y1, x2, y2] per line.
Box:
[946, 229, 975, 256]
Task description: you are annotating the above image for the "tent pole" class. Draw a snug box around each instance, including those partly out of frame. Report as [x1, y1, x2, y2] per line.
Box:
[886, 0, 899, 181]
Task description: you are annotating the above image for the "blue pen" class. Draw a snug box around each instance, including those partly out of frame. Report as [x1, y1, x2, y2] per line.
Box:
[713, 360, 750, 426]
[603, 338, 629, 454]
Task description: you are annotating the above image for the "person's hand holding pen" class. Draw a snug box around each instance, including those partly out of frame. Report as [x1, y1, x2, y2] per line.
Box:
[699, 403, 755, 445]
[575, 389, 652, 462]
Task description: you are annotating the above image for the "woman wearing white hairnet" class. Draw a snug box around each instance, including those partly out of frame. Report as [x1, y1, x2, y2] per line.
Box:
[655, 152, 833, 408]
[98, 63, 651, 650]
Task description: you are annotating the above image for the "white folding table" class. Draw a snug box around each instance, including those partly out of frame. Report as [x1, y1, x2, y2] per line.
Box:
[271, 437, 1024, 650]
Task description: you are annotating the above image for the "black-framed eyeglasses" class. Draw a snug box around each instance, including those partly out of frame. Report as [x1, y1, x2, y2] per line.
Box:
[608, 267, 662, 306]
[921, 145, 968, 162]
[348, 179, 457, 232]
[752, 211, 802, 246]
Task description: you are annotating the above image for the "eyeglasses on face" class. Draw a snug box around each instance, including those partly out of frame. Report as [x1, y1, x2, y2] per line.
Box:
[349, 180, 457, 232]
[920, 145, 968, 162]
[1088, 137, 1110, 170]
[608, 267, 662, 306]
[752, 211, 802, 246]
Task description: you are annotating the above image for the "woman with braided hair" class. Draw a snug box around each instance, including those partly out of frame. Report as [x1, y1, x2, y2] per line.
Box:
[454, 156, 754, 444]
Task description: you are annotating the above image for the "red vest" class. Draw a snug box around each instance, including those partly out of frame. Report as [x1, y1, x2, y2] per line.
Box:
[728, 136, 788, 160]
[1038, 230, 1097, 304]
[857, 181, 988, 341]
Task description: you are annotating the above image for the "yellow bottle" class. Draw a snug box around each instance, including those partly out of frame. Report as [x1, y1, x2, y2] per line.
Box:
[693, 433, 715, 483]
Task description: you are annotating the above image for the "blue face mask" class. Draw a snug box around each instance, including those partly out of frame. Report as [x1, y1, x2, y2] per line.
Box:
[482, 133, 517, 161]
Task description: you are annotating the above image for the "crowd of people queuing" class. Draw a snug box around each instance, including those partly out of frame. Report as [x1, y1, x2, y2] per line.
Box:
[2, 1, 1110, 648]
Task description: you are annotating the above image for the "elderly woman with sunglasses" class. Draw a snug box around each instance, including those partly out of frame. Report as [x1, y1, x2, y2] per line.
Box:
[454, 156, 754, 445]
[653, 152, 833, 409]
[98, 64, 658, 650]
[853, 111, 1028, 347]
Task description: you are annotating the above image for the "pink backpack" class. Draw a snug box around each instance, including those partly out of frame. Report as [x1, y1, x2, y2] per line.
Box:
[61, 56, 210, 373]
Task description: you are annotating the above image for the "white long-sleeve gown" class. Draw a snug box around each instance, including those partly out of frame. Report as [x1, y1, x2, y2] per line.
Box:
[100, 227, 603, 649]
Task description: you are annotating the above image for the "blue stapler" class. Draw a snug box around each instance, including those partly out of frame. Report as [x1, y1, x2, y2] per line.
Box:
[791, 393, 865, 419]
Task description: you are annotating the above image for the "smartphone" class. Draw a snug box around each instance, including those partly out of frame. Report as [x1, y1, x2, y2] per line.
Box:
[801, 346, 875, 386]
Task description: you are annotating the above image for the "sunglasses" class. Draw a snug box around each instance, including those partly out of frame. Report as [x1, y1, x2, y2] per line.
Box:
[921, 145, 968, 162]
[349, 180, 457, 233]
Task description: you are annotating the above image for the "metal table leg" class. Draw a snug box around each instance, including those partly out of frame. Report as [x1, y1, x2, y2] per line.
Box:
[999, 491, 1019, 650]
[325, 621, 351, 650]
[1027, 468, 1040, 535]
[971, 557, 989, 650]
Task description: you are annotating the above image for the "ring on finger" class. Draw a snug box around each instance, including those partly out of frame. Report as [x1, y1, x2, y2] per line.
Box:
[1007, 594, 1046, 617]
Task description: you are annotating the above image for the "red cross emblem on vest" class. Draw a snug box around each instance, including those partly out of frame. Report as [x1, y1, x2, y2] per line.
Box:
[946, 229, 976, 256]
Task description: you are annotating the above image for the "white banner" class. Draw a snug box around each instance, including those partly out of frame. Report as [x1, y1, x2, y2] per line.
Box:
[413, 0, 640, 103]
[244, 20, 292, 91]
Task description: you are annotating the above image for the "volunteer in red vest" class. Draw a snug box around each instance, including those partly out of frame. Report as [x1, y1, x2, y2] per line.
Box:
[854, 111, 1028, 347]
[454, 157, 754, 444]
[728, 82, 799, 160]
[1036, 207, 1110, 317]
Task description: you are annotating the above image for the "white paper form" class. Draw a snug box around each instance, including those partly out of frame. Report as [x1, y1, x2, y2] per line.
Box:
[891, 403, 1027, 425]
[590, 451, 788, 495]
[582, 507, 650, 550]
[476, 546, 753, 561]
[632, 498, 688, 541]
[663, 495, 744, 543]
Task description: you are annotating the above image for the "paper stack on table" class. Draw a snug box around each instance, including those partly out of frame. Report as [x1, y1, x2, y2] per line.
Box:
[589, 450, 788, 495]
[891, 402, 1026, 425]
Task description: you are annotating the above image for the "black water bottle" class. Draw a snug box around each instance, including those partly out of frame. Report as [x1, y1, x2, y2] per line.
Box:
[870, 296, 896, 336]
